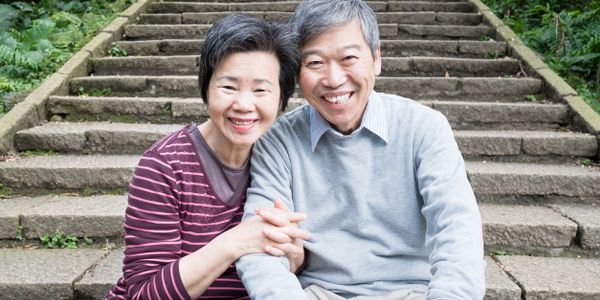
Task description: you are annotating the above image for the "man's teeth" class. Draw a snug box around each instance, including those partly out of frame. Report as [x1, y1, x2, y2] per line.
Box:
[230, 119, 255, 125]
[324, 94, 350, 104]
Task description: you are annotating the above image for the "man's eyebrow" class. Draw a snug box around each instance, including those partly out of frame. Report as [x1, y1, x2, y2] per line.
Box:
[302, 44, 362, 58]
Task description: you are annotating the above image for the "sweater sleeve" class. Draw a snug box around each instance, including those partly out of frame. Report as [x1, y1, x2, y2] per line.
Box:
[235, 125, 309, 300]
[121, 151, 191, 300]
[415, 112, 486, 300]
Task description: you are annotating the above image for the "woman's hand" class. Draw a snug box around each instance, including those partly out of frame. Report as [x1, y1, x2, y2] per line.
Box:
[220, 201, 309, 266]
[256, 199, 309, 273]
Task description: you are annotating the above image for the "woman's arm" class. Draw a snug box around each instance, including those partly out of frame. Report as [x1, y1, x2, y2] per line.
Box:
[178, 212, 308, 298]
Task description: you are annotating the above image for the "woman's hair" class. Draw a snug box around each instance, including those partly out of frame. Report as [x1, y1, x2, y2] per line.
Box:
[289, 0, 379, 57]
[198, 14, 300, 111]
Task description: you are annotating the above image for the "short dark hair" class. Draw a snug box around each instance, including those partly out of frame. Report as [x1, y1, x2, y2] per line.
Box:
[198, 14, 300, 111]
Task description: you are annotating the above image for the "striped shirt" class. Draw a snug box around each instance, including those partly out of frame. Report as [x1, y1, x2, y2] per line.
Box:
[107, 126, 249, 300]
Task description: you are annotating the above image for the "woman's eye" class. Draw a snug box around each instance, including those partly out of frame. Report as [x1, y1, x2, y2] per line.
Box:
[222, 85, 236, 91]
[306, 60, 323, 68]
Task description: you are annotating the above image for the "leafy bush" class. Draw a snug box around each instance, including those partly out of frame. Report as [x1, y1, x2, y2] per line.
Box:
[0, 0, 134, 114]
[483, 0, 600, 114]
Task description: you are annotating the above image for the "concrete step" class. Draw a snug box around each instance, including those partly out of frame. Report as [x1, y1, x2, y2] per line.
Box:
[551, 204, 600, 250]
[138, 11, 482, 26]
[47, 96, 568, 130]
[0, 195, 126, 239]
[480, 203, 578, 250]
[14, 122, 596, 160]
[114, 39, 507, 58]
[466, 161, 600, 204]
[495, 255, 600, 299]
[2, 156, 599, 202]
[455, 130, 597, 160]
[149, 1, 475, 14]
[69, 76, 542, 101]
[92, 55, 520, 78]
[0, 248, 108, 300]
[0, 248, 519, 300]
[15, 122, 181, 154]
[123, 24, 492, 40]
[0, 155, 138, 193]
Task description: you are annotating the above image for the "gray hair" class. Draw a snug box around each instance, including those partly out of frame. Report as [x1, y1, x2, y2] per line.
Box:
[289, 0, 379, 56]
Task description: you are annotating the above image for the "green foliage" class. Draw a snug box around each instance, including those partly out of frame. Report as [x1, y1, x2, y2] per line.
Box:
[40, 229, 93, 248]
[483, 0, 600, 114]
[22, 149, 57, 156]
[0, 0, 134, 115]
[108, 43, 128, 57]
[15, 225, 24, 241]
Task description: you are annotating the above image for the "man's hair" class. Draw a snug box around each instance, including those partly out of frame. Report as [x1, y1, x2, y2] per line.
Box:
[198, 14, 300, 111]
[289, 0, 379, 57]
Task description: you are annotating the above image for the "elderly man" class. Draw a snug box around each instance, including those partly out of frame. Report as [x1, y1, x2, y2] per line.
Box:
[236, 0, 486, 299]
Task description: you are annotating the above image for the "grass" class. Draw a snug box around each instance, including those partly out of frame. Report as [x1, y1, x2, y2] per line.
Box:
[21, 149, 58, 156]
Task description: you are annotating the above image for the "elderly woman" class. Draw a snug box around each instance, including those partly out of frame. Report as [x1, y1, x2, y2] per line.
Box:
[106, 14, 308, 299]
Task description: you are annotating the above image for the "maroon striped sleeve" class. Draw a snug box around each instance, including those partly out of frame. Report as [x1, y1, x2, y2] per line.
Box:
[121, 149, 191, 300]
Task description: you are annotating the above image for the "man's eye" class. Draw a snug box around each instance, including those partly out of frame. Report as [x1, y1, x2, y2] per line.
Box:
[222, 86, 236, 90]
[342, 56, 358, 64]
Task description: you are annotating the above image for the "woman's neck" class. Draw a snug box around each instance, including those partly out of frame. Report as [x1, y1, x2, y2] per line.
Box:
[198, 121, 251, 168]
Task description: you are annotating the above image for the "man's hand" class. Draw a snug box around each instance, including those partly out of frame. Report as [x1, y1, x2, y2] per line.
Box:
[256, 199, 309, 272]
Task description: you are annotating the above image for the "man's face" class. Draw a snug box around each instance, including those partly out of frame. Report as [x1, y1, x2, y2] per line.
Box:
[299, 20, 381, 134]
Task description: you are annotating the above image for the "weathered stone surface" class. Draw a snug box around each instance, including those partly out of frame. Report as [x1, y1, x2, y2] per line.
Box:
[409, 57, 519, 77]
[497, 256, 600, 299]
[0, 196, 50, 239]
[172, 98, 208, 119]
[119, 0, 152, 21]
[21, 195, 126, 238]
[70, 76, 197, 97]
[57, 51, 92, 80]
[564, 95, 600, 135]
[82, 32, 115, 58]
[484, 257, 521, 300]
[0, 249, 106, 300]
[397, 24, 493, 40]
[86, 123, 179, 153]
[93, 55, 197, 76]
[102, 17, 129, 41]
[455, 131, 522, 156]
[466, 162, 600, 197]
[376, 77, 541, 101]
[481, 203, 577, 248]
[433, 101, 567, 126]
[16, 122, 88, 152]
[436, 12, 482, 26]
[0, 102, 41, 154]
[125, 24, 211, 40]
[113, 40, 162, 56]
[49, 96, 172, 122]
[76, 248, 124, 299]
[520, 131, 597, 157]
[552, 204, 600, 249]
[139, 13, 182, 24]
[388, 2, 474, 12]
[458, 40, 506, 56]
[0, 155, 139, 190]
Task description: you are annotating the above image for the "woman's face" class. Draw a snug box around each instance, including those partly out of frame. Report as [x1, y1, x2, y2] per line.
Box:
[206, 51, 281, 148]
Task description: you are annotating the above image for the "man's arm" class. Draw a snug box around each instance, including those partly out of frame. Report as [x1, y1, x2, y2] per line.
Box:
[236, 126, 309, 300]
[416, 111, 486, 299]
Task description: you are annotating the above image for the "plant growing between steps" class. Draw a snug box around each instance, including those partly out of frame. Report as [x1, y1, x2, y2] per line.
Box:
[108, 43, 128, 57]
[78, 86, 112, 97]
[40, 229, 93, 249]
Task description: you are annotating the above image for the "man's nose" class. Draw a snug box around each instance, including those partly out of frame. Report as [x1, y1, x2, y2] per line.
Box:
[322, 62, 346, 88]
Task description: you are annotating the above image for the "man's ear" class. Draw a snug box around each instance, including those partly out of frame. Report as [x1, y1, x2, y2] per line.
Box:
[374, 45, 382, 76]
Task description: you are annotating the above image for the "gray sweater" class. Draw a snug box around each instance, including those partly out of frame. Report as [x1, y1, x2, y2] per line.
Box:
[236, 92, 486, 299]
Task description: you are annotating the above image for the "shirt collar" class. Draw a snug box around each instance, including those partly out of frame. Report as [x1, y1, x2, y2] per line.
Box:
[309, 91, 388, 151]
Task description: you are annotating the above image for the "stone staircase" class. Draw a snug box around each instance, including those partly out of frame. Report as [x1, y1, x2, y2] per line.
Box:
[1, 0, 599, 299]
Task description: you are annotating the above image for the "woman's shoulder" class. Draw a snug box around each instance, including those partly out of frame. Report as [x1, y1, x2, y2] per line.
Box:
[146, 124, 195, 155]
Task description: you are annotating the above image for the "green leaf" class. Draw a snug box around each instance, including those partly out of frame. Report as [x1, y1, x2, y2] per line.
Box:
[0, 4, 19, 31]
[0, 32, 17, 49]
